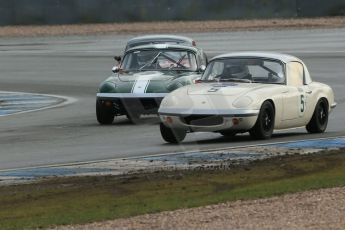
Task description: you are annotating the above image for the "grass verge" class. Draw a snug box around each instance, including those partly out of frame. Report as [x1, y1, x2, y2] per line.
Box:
[1, 149, 345, 229]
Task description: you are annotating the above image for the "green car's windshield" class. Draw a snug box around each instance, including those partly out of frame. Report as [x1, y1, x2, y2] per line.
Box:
[202, 58, 285, 84]
[121, 49, 198, 71]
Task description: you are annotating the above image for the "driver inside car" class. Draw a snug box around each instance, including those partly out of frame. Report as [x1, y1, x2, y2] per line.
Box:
[221, 64, 252, 80]
[137, 51, 162, 69]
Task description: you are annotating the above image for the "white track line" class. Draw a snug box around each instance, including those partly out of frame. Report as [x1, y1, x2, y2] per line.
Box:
[0, 91, 77, 117]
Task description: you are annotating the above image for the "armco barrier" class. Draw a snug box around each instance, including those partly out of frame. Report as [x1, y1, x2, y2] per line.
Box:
[0, 0, 344, 26]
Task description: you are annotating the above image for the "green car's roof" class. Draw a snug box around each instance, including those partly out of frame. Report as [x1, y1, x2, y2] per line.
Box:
[125, 43, 200, 54]
[126, 35, 196, 50]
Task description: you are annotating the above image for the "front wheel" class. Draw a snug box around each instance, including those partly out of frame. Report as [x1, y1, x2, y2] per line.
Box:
[249, 101, 275, 140]
[160, 123, 186, 143]
[306, 99, 328, 133]
[96, 100, 114, 125]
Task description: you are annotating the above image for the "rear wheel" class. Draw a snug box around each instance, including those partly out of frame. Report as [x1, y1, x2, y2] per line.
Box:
[249, 101, 275, 140]
[96, 100, 114, 124]
[160, 123, 186, 143]
[306, 99, 328, 133]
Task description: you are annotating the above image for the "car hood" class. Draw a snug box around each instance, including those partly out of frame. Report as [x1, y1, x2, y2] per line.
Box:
[98, 70, 200, 94]
[117, 71, 188, 82]
[187, 82, 267, 96]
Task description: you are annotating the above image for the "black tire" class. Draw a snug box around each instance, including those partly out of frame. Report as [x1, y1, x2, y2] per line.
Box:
[96, 100, 114, 124]
[306, 99, 328, 133]
[249, 101, 275, 140]
[219, 130, 237, 138]
[160, 123, 186, 143]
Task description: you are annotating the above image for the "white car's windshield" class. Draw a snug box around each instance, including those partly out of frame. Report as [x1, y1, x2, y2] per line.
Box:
[202, 58, 285, 84]
[121, 49, 198, 71]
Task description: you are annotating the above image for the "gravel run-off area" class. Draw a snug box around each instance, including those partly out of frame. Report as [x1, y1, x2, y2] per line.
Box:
[54, 186, 345, 230]
[4, 17, 345, 229]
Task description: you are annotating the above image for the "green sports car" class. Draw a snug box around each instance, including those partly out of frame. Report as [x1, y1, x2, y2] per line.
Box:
[96, 43, 207, 124]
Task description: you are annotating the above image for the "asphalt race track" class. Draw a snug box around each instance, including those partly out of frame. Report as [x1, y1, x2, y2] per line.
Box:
[0, 28, 345, 170]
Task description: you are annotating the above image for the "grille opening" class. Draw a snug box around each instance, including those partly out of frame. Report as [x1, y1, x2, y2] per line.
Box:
[116, 98, 162, 110]
[182, 115, 223, 126]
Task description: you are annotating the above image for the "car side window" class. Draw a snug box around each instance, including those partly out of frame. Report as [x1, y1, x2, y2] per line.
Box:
[287, 62, 304, 87]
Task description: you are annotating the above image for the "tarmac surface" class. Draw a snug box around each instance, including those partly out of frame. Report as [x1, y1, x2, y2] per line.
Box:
[1, 137, 345, 184]
[0, 28, 345, 170]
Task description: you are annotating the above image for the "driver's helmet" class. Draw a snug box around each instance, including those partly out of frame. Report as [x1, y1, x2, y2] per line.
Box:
[223, 64, 250, 79]
[136, 50, 156, 64]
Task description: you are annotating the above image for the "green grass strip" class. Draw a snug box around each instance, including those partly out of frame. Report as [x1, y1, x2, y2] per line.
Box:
[1, 149, 345, 230]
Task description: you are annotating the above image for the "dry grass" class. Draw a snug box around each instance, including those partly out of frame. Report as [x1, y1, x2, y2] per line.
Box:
[0, 17, 345, 37]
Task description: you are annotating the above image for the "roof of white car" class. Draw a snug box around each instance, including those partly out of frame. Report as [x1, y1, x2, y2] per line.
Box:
[210, 52, 302, 63]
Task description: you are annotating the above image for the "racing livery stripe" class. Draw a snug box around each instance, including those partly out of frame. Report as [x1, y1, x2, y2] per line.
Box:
[131, 78, 151, 94]
[96, 93, 168, 98]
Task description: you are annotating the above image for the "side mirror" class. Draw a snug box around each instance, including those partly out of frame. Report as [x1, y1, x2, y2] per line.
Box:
[114, 56, 121, 63]
[199, 65, 206, 72]
[112, 66, 120, 73]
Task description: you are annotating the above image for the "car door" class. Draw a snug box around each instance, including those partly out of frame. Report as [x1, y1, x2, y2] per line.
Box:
[282, 61, 310, 126]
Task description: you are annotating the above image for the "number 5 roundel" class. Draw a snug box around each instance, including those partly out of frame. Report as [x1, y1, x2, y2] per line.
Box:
[299, 94, 306, 116]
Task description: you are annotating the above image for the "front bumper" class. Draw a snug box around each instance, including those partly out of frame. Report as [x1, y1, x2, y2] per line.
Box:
[97, 93, 168, 115]
[159, 108, 259, 132]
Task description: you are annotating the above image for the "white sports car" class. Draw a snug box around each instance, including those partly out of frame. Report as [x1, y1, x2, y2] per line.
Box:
[158, 52, 336, 143]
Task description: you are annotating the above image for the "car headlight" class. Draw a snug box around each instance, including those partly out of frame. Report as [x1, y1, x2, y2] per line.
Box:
[99, 81, 116, 93]
[232, 96, 253, 108]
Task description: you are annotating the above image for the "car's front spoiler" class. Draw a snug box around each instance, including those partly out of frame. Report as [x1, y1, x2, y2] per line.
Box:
[97, 93, 168, 115]
[159, 108, 259, 132]
[160, 114, 258, 132]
